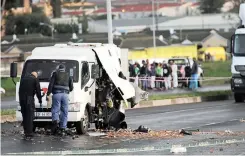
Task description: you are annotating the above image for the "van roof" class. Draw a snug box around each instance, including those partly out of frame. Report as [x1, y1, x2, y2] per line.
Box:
[28, 43, 120, 61]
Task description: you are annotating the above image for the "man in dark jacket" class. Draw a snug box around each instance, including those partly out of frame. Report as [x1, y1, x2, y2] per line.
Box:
[140, 61, 148, 91]
[162, 62, 171, 90]
[189, 58, 199, 90]
[129, 62, 136, 83]
[19, 71, 42, 139]
[47, 64, 74, 135]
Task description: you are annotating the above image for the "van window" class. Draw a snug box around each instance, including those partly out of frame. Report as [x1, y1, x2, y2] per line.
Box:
[22, 60, 79, 82]
[81, 62, 90, 88]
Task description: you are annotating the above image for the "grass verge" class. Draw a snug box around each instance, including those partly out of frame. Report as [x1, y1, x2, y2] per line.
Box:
[1, 77, 19, 98]
[149, 90, 232, 100]
[202, 78, 230, 86]
[1, 109, 16, 116]
[202, 60, 231, 77]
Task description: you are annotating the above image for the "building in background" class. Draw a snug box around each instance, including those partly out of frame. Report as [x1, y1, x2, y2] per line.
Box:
[1, 0, 32, 38]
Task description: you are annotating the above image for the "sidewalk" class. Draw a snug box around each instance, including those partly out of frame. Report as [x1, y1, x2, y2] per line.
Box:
[148, 85, 230, 96]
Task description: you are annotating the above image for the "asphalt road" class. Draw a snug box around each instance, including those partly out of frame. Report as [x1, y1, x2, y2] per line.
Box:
[1, 85, 230, 110]
[1, 100, 245, 155]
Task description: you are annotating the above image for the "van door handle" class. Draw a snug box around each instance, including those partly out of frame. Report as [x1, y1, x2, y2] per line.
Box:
[89, 91, 91, 95]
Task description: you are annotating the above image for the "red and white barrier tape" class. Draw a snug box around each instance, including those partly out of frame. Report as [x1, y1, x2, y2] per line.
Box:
[129, 77, 230, 82]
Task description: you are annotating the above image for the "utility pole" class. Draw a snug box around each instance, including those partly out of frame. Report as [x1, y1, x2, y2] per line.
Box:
[156, 1, 159, 31]
[107, 0, 113, 44]
[152, 0, 156, 59]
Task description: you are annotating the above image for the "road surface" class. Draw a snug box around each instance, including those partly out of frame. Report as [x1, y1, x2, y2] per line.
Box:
[1, 85, 230, 110]
[1, 100, 245, 155]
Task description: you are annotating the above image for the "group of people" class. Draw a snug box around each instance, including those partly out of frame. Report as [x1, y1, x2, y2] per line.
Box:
[129, 58, 200, 91]
[19, 64, 73, 139]
[129, 59, 179, 91]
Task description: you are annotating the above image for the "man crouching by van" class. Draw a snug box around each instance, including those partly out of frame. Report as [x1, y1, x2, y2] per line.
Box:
[46, 64, 74, 136]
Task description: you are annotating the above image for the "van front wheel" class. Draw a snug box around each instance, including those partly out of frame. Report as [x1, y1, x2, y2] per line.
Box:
[76, 109, 89, 135]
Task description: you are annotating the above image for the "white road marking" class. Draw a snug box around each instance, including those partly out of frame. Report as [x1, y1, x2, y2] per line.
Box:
[7, 138, 245, 155]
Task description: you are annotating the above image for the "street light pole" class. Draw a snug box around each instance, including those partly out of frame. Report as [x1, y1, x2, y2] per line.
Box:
[107, 0, 113, 44]
[152, 0, 156, 59]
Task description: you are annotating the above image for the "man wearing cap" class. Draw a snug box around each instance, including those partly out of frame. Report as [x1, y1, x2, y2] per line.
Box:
[47, 64, 74, 135]
[19, 71, 42, 139]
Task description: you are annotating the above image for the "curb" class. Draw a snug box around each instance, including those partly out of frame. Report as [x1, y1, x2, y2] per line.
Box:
[127, 94, 233, 110]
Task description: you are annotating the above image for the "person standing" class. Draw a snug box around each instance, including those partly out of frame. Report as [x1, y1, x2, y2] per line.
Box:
[134, 64, 140, 86]
[128, 61, 135, 83]
[170, 60, 178, 88]
[47, 64, 74, 135]
[140, 61, 148, 91]
[19, 71, 42, 139]
[146, 59, 151, 89]
[156, 63, 163, 90]
[162, 62, 171, 90]
[189, 58, 199, 91]
[150, 63, 156, 89]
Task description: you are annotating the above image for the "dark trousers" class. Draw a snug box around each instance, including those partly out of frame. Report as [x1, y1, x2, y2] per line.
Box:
[20, 96, 35, 136]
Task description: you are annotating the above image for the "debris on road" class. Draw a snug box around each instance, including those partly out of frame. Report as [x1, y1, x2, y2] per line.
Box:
[105, 129, 183, 139]
[216, 131, 245, 136]
[225, 130, 234, 134]
[179, 129, 192, 135]
[133, 125, 151, 133]
[0, 115, 16, 123]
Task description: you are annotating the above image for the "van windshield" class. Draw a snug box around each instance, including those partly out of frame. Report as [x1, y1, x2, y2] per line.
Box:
[234, 34, 245, 55]
[22, 60, 79, 82]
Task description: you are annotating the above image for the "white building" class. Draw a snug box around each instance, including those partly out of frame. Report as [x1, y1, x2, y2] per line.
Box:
[88, 17, 175, 33]
[155, 13, 240, 31]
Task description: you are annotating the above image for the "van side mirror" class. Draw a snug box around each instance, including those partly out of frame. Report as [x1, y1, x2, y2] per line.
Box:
[227, 40, 231, 53]
[228, 34, 235, 54]
[10, 62, 18, 78]
[91, 64, 100, 79]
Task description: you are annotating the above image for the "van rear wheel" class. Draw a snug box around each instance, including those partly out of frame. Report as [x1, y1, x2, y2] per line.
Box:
[76, 109, 89, 135]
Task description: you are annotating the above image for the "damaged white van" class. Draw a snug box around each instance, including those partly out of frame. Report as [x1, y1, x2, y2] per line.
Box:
[10, 43, 148, 134]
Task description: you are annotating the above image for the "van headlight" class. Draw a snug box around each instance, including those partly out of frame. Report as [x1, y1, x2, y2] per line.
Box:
[234, 78, 243, 84]
[68, 102, 81, 112]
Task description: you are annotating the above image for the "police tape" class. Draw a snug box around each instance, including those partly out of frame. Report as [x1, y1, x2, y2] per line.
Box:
[129, 77, 230, 82]
[7, 138, 245, 155]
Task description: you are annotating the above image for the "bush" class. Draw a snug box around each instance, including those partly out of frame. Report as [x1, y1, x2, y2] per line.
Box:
[54, 23, 79, 34]
[5, 12, 51, 36]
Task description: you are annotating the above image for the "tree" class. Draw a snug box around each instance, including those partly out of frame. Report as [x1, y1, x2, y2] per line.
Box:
[2, 0, 19, 11]
[199, 0, 225, 14]
[5, 12, 51, 36]
[51, 0, 61, 18]
[229, 0, 245, 13]
[54, 23, 79, 33]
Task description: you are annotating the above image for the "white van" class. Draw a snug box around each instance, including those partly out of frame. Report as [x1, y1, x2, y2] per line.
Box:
[10, 43, 147, 134]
